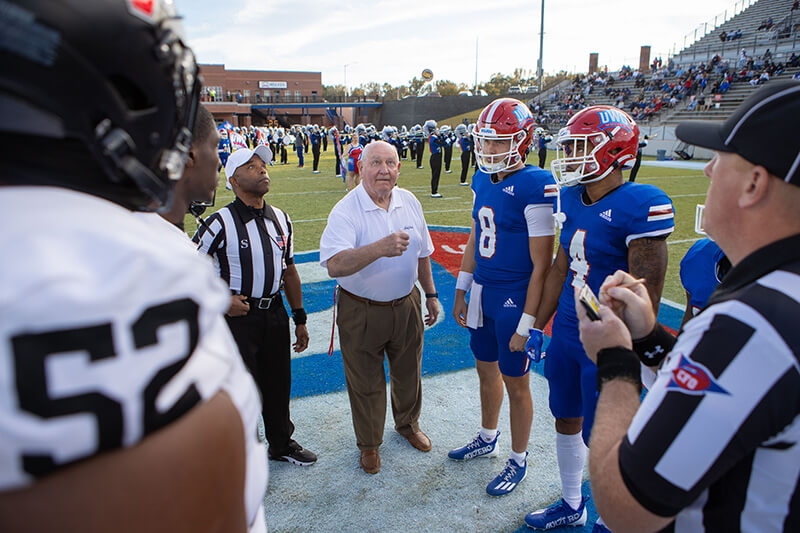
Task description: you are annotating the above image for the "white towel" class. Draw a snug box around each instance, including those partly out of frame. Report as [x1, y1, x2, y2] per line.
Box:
[465, 281, 484, 329]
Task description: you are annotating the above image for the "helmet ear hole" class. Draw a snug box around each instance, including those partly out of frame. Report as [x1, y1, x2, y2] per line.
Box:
[109, 75, 153, 111]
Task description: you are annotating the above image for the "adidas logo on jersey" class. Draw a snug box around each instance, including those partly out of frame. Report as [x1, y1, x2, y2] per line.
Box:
[502, 185, 515, 196]
[503, 298, 517, 308]
[599, 209, 612, 222]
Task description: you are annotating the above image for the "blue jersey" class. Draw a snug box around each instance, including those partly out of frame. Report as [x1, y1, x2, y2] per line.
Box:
[218, 137, 230, 153]
[554, 182, 674, 326]
[429, 134, 444, 154]
[460, 137, 474, 152]
[680, 238, 726, 315]
[310, 131, 321, 145]
[471, 165, 558, 290]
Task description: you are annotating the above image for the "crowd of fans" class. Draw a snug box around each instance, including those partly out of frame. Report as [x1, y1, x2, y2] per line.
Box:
[529, 50, 799, 132]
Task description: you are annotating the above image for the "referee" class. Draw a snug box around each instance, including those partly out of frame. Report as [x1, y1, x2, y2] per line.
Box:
[194, 144, 317, 466]
[574, 81, 800, 532]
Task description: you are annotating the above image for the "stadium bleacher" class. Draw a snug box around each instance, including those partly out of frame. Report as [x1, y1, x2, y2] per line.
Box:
[529, 0, 799, 133]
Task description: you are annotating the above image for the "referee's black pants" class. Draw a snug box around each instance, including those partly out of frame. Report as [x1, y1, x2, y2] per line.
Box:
[460, 150, 471, 183]
[312, 144, 321, 171]
[430, 151, 442, 194]
[226, 295, 295, 456]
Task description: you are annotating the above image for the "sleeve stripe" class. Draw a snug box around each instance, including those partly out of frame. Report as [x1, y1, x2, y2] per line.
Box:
[625, 226, 674, 247]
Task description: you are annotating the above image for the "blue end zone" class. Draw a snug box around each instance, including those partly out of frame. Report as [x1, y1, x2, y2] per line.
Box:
[288, 248, 683, 399]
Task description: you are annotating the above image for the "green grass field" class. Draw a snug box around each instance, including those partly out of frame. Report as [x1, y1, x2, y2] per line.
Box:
[185, 148, 708, 305]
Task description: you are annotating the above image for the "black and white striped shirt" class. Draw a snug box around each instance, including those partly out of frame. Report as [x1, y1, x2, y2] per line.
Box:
[193, 198, 294, 298]
[619, 234, 800, 532]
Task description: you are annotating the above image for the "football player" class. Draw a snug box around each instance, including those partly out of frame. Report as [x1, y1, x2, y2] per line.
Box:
[524, 106, 674, 532]
[450, 98, 558, 497]
[679, 205, 730, 327]
[0, 1, 266, 531]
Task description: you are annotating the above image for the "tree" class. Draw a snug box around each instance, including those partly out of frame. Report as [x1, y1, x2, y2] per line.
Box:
[436, 80, 460, 96]
[322, 84, 347, 101]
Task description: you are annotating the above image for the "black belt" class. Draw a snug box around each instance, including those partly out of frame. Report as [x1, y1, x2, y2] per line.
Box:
[339, 286, 411, 307]
[247, 292, 281, 310]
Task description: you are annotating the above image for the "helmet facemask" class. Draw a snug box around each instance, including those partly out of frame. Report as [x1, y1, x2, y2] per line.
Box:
[473, 129, 527, 174]
[550, 132, 612, 187]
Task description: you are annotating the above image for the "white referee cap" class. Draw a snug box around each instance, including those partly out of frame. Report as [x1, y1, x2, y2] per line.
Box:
[224, 145, 272, 190]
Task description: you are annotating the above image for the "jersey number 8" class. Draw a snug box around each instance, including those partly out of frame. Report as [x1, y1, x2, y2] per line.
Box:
[477, 206, 497, 258]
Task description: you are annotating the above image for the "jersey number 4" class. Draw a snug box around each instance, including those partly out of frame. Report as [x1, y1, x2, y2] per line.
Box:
[569, 230, 590, 288]
[477, 206, 497, 258]
[10, 298, 202, 479]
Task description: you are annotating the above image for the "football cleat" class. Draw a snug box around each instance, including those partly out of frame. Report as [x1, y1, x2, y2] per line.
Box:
[448, 432, 500, 461]
[486, 454, 527, 496]
[525, 496, 588, 530]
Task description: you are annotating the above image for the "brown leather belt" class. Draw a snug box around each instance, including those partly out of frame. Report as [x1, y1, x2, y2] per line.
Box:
[339, 286, 411, 307]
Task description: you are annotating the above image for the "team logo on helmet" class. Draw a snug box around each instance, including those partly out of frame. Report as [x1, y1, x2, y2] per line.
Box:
[512, 106, 535, 130]
[665, 355, 729, 396]
[597, 109, 634, 133]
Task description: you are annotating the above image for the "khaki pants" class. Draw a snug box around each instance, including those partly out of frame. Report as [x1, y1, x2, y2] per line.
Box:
[337, 287, 424, 450]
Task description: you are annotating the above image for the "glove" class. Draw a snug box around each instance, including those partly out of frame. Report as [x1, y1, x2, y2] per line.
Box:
[525, 328, 544, 363]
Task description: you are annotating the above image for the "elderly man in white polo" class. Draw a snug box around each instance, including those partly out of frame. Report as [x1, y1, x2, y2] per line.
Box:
[320, 140, 440, 475]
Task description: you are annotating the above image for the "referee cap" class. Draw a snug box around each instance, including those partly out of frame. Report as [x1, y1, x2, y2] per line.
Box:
[224, 145, 272, 190]
[675, 80, 800, 186]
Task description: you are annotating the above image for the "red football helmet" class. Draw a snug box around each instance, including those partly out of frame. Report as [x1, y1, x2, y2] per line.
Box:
[473, 98, 535, 173]
[551, 105, 640, 186]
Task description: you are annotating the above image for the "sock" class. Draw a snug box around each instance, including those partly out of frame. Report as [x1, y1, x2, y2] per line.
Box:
[556, 432, 587, 510]
[509, 450, 527, 467]
[480, 427, 497, 442]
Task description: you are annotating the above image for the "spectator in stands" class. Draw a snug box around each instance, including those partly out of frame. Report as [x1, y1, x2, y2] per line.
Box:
[719, 30, 727, 42]
[793, 0, 799, 11]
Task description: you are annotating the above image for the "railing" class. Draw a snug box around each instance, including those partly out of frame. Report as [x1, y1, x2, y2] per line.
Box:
[674, 29, 799, 64]
[677, 0, 759, 53]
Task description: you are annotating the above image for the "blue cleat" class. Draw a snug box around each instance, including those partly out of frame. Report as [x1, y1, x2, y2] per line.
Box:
[525, 496, 588, 530]
[486, 454, 527, 496]
[448, 432, 499, 461]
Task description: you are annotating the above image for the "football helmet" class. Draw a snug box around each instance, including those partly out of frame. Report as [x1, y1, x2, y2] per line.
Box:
[454, 124, 468, 138]
[0, 0, 201, 210]
[473, 98, 535, 173]
[551, 105, 640, 187]
[423, 119, 437, 136]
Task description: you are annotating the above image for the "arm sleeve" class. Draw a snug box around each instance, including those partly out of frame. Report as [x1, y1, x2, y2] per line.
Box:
[524, 204, 555, 237]
[319, 208, 358, 267]
[618, 301, 800, 516]
[193, 213, 224, 257]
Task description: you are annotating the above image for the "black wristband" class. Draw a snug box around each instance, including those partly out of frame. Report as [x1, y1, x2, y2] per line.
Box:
[425, 292, 439, 299]
[596, 347, 642, 394]
[291, 308, 307, 326]
[632, 323, 676, 366]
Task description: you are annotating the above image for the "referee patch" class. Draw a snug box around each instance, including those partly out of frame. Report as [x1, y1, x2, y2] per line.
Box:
[666, 354, 730, 396]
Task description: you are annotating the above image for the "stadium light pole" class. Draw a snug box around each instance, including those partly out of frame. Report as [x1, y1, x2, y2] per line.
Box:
[344, 62, 357, 98]
[537, 0, 545, 98]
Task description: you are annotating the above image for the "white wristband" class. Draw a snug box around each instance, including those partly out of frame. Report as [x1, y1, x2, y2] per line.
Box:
[516, 313, 536, 337]
[456, 271, 473, 292]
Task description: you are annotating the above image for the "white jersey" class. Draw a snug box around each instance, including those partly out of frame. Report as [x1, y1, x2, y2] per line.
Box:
[1, 189, 266, 531]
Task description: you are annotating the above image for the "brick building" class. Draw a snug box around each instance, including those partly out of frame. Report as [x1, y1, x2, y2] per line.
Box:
[199, 64, 327, 127]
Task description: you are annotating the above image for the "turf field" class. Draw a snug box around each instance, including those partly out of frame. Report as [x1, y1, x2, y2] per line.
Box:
[184, 147, 708, 306]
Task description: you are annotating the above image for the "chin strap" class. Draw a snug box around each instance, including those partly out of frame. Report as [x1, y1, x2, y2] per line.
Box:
[553, 182, 566, 229]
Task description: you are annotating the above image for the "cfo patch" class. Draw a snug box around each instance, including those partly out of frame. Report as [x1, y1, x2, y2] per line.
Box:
[666, 354, 729, 396]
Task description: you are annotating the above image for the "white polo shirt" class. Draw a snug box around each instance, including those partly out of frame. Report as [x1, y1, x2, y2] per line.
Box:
[320, 184, 434, 301]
